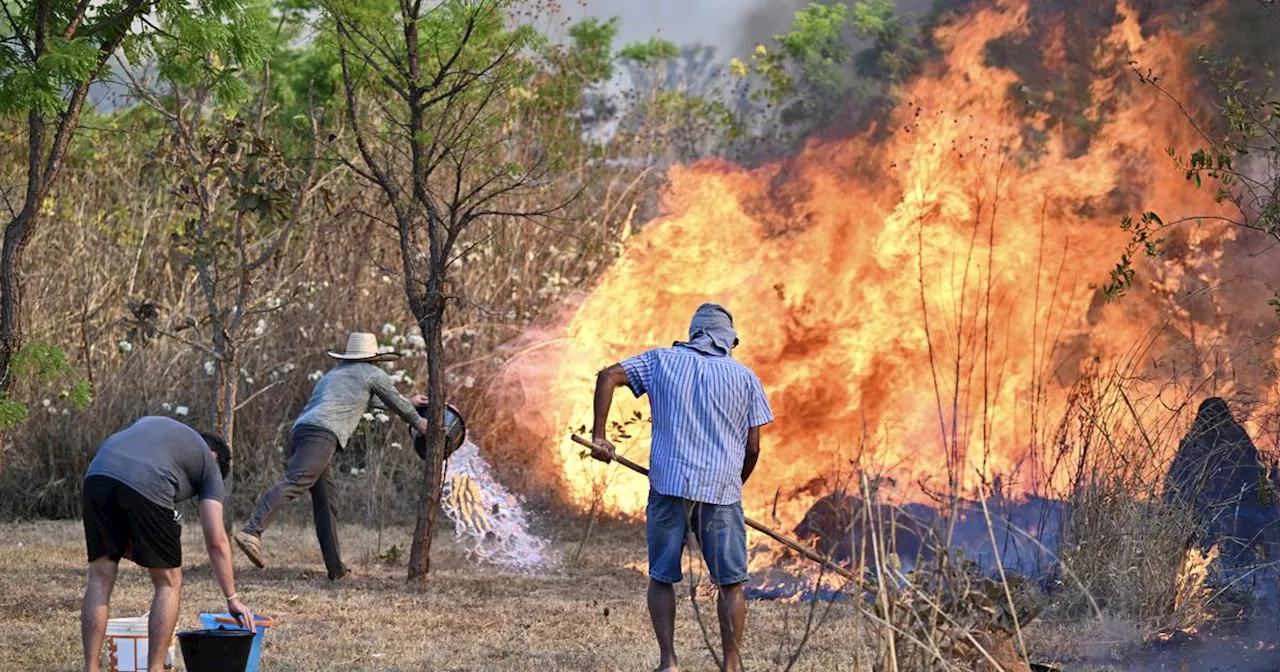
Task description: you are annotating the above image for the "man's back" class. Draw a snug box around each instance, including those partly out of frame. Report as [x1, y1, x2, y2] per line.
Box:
[86, 416, 223, 509]
[621, 346, 772, 505]
[294, 362, 418, 447]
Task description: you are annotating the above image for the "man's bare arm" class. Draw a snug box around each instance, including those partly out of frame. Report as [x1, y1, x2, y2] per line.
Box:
[589, 364, 629, 461]
[199, 499, 254, 628]
[742, 425, 761, 483]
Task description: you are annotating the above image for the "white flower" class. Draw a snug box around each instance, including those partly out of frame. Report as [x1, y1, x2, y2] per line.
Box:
[61, 408, 69, 415]
[390, 442, 402, 450]
[118, 341, 133, 354]
[204, 361, 215, 376]
[253, 319, 266, 337]
[308, 370, 323, 382]
[462, 376, 475, 389]
[361, 412, 374, 422]
[161, 402, 172, 411]
[350, 466, 360, 475]
[381, 323, 396, 335]
[266, 296, 282, 310]
[381, 275, 392, 284]
[391, 335, 405, 346]
[175, 406, 189, 416]
[41, 399, 50, 408]
[375, 412, 390, 423]
[408, 334, 426, 348]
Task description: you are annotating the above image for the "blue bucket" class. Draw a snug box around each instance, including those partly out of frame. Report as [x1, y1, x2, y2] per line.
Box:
[197, 614, 273, 672]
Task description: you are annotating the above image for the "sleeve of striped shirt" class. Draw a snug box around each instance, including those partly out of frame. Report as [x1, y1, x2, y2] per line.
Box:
[619, 349, 656, 398]
[747, 375, 774, 427]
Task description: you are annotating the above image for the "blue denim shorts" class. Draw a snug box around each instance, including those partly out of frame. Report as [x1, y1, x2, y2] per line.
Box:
[646, 489, 748, 586]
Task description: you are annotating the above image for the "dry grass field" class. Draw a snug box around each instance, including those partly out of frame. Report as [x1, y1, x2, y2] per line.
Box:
[0, 519, 887, 671]
[0, 519, 1250, 671]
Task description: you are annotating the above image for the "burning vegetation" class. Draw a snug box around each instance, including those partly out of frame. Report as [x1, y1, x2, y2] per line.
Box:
[510, 0, 1269, 526]
[489, 0, 1280, 668]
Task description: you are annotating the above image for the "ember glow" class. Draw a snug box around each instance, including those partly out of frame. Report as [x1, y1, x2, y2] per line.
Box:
[500, 0, 1275, 526]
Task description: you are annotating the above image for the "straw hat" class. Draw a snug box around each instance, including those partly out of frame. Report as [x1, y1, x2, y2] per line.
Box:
[327, 332, 396, 361]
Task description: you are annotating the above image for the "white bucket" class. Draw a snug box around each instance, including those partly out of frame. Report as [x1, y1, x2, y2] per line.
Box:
[104, 615, 174, 672]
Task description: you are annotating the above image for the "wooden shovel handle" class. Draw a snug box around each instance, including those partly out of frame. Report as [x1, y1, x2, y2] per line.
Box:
[569, 434, 859, 583]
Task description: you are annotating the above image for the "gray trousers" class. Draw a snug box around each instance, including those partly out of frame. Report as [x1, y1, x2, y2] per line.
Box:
[243, 424, 345, 578]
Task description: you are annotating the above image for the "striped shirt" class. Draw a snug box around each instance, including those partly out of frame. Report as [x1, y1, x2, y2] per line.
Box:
[621, 346, 773, 505]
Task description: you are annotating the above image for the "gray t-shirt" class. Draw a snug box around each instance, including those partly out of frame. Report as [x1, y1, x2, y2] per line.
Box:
[294, 362, 421, 448]
[86, 416, 225, 509]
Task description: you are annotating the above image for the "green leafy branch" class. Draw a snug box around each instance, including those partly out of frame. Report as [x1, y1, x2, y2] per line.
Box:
[0, 341, 93, 432]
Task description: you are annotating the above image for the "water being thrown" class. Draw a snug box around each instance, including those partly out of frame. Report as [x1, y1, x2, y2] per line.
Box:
[440, 440, 557, 572]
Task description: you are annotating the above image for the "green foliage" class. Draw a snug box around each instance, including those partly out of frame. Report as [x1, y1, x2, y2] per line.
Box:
[531, 17, 619, 119]
[0, 0, 274, 118]
[778, 2, 851, 94]
[729, 0, 925, 136]
[12, 341, 73, 384]
[618, 37, 680, 66]
[1102, 212, 1165, 300]
[567, 17, 619, 83]
[732, 2, 853, 120]
[0, 11, 101, 115]
[0, 397, 28, 432]
[851, 0, 925, 83]
[132, 0, 275, 108]
[0, 341, 93, 430]
[1109, 27, 1280, 302]
[64, 380, 93, 409]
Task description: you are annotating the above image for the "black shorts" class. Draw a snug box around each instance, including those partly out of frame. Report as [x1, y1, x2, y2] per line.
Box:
[83, 475, 182, 568]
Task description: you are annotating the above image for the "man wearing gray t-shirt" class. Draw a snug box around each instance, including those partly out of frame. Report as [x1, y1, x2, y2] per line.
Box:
[81, 416, 254, 672]
[235, 332, 429, 579]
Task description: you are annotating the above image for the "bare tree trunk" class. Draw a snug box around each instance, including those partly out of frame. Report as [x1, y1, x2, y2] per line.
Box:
[214, 344, 239, 530]
[215, 348, 238, 451]
[407, 288, 447, 581]
[0, 109, 48, 395]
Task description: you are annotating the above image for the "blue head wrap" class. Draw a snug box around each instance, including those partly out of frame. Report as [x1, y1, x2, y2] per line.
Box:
[674, 303, 738, 357]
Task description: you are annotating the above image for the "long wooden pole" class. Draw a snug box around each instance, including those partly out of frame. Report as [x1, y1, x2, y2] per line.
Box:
[570, 434, 860, 584]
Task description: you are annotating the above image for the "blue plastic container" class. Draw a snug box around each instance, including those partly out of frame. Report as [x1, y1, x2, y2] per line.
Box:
[197, 613, 273, 672]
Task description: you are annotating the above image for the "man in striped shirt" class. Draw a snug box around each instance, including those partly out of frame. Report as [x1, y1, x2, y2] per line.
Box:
[590, 303, 773, 672]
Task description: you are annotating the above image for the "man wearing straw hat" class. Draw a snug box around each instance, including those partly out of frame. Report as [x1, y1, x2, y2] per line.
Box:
[234, 332, 429, 580]
[589, 303, 773, 672]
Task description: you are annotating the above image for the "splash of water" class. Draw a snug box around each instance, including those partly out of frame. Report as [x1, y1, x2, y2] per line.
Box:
[440, 440, 557, 572]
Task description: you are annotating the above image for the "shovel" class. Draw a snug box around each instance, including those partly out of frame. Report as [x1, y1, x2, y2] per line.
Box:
[570, 434, 859, 584]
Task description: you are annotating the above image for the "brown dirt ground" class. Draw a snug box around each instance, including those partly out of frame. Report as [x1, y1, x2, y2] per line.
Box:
[0, 519, 1153, 671]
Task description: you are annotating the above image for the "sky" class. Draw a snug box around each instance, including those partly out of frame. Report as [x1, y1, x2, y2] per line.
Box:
[569, 0, 811, 61]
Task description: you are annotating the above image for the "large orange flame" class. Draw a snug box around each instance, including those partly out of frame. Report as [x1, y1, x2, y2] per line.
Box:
[495, 0, 1274, 526]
